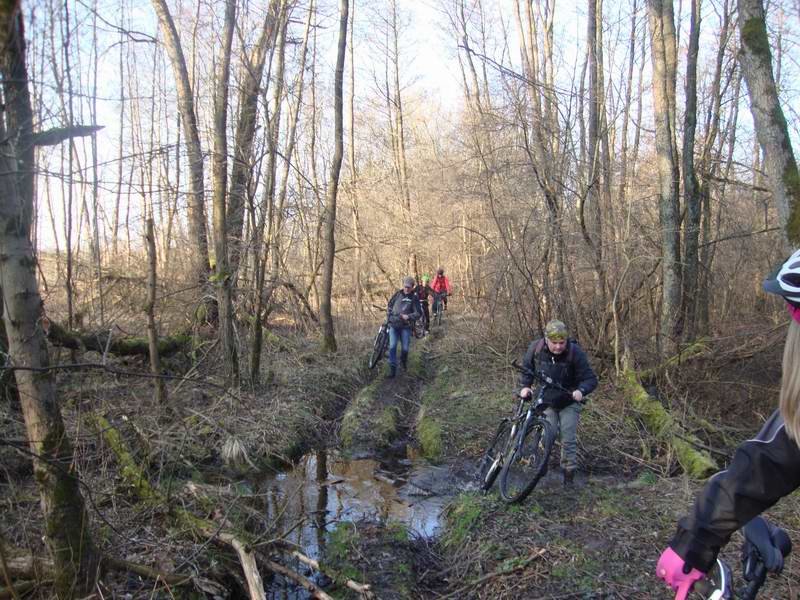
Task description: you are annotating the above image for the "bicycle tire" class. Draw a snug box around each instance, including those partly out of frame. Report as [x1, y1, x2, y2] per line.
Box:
[368, 328, 388, 369]
[413, 316, 426, 339]
[499, 417, 556, 503]
[476, 419, 515, 492]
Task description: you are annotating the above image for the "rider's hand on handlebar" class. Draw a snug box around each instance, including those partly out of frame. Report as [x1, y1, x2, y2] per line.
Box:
[519, 387, 532, 399]
[656, 547, 705, 600]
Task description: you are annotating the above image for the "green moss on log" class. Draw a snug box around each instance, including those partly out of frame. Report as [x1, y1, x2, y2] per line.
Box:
[417, 414, 443, 461]
[621, 366, 716, 479]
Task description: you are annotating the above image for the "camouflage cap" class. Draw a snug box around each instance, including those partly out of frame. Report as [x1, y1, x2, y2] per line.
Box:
[544, 319, 568, 339]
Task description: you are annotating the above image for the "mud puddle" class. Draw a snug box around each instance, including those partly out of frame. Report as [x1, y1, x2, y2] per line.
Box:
[254, 449, 471, 598]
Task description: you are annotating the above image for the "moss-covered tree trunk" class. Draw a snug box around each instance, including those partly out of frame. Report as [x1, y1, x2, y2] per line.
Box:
[737, 0, 800, 246]
[0, 5, 98, 596]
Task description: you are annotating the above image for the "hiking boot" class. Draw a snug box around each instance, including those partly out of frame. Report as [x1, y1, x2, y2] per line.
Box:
[387, 366, 396, 379]
[563, 469, 576, 487]
[400, 351, 408, 370]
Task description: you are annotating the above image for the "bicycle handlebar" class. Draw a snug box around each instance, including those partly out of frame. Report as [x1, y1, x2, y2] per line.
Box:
[511, 360, 571, 395]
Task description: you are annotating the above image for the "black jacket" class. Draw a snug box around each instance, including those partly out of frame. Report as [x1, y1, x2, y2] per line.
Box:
[518, 338, 598, 409]
[670, 409, 800, 572]
[387, 290, 421, 329]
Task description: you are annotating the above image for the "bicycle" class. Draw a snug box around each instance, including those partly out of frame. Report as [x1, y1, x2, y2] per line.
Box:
[476, 361, 571, 503]
[680, 516, 791, 599]
[431, 292, 445, 327]
[368, 308, 390, 369]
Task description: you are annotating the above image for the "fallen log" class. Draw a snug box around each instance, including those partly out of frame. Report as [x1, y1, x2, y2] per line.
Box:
[621, 353, 717, 479]
[44, 320, 190, 358]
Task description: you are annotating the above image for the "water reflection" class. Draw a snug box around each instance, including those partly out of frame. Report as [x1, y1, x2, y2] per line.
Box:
[256, 450, 450, 598]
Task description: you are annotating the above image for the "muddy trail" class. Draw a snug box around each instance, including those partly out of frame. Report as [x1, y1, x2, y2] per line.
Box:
[5, 311, 800, 600]
[277, 314, 800, 599]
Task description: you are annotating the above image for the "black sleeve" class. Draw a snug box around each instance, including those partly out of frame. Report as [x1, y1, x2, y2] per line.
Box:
[387, 291, 398, 315]
[572, 346, 598, 396]
[670, 410, 800, 572]
[518, 341, 538, 389]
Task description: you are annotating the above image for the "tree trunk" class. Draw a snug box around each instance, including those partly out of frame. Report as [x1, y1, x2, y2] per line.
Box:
[212, 0, 239, 385]
[0, 6, 98, 596]
[647, 0, 682, 355]
[737, 0, 800, 246]
[319, 0, 349, 352]
[151, 0, 211, 291]
[227, 0, 282, 277]
[681, 0, 702, 342]
[144, 218, 166, 404]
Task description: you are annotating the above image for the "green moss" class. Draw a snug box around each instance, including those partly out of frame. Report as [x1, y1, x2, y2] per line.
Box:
[443, 494, 483, 548]
[622, 367, 716, 479]
[386, 521, 409, 543]
[376, 406, 398, 445]
[784, 161, 800, 244]
[417, 415, 443, 461]
[741, 17, 771, 60]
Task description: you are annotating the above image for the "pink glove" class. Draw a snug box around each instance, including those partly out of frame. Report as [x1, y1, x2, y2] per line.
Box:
[656, 547, 704, 600]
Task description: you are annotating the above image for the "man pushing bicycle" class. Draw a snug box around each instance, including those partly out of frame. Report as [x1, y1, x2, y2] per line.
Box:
[518, 320, 598, 486]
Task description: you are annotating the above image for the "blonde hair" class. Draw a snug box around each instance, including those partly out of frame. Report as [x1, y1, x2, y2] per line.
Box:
[780, 319, 800, 442]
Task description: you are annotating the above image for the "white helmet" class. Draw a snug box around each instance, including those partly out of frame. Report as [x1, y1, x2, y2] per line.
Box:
[763, 249, 800, 307]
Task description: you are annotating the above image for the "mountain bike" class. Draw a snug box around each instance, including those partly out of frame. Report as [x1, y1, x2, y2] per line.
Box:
[681, 516, 791, 599]
[368, 310, 390, 369]
[476, 361, 570, 503]
[431, 292, 445, 327]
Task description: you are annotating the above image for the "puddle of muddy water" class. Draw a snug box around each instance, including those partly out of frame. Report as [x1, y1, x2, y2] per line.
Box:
[253, 450, 460, 598]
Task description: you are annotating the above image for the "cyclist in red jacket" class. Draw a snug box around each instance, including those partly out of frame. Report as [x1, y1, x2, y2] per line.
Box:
[431, 267, 451, 311]
[657, 249, 800, 599]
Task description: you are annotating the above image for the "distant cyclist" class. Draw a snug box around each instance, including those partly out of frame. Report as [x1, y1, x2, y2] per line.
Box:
[414, 275, 434, 334]
[431, 267, 451, 311]
[657, 249, 800, 599]
[385, 276, 422, 378]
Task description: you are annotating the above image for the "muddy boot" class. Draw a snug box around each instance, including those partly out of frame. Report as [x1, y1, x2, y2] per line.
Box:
[563, 468, 575, 487]
[387, 365, 396, 379]
[401, 351, 408, 370]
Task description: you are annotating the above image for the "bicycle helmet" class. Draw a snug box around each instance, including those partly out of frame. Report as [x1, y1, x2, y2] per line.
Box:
[763, 249, 800, 308]
[422, 275, 430, 283]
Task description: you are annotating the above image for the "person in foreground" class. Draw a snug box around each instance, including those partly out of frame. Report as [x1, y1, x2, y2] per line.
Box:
[518, 319, 598, 486]
[656, 249, 800, 599]
[385, 276, 422, 378]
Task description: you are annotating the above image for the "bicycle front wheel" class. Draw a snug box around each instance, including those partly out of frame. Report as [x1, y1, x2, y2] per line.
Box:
[476, 419, 515, 492]
[499, 417, 556, 503]
[368, 328, 388, 369]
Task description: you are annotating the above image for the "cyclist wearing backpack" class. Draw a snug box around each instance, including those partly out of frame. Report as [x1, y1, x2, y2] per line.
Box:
[431, 268, 451, 311]
[518, 319, 598, 486]
[385, 276, 422, 378]
[657, 249, 800, 599]
[414, 275, 434, 334]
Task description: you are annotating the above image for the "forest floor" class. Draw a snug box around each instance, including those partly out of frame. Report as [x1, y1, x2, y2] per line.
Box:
[3, 307, 800, 599]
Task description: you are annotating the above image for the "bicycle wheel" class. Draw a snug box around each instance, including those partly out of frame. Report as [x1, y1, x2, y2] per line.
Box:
[499, 417, 556, 503]
[476, 419, 515, 492]
[368, 327, 388, 369]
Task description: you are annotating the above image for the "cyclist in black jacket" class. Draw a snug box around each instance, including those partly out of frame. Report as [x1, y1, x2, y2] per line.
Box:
[519, 319, 598, 486]
[657, 249, 800, 599]
[385, 276, 422, 378]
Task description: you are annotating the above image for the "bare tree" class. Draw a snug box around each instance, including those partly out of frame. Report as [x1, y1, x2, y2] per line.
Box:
[647, 0, 682, 355]
[151, 0, 211, 292]
[319, 0, 350, 352]
[212, 0, 239, 384]
[737, 0, 800, 246]
[0, 5, 98, 596]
